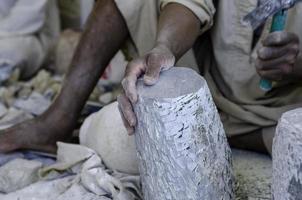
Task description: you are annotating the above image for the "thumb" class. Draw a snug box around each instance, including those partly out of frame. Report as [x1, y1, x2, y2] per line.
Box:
[144, 53, 162, 85]
[144, 52, 175, 85]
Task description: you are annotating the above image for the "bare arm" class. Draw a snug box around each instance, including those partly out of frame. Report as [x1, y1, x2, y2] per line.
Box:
[0, 0, 130, 153]
[118, 3, 202, 134]
[156, 3, 201, 60]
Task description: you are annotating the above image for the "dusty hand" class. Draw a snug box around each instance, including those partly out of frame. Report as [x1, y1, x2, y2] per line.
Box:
[117, 44, 175, 135]
[256, 31, 300, 81]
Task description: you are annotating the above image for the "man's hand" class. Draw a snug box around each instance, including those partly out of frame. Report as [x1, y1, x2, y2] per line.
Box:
[256, 31, 300, 81]
[117, 3, 200, 135]
[117, 44, 175, 135]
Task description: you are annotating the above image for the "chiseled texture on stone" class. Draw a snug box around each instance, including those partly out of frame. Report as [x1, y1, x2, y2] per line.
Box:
[134, 67, 234, 200]
[273, 108, 302, 200]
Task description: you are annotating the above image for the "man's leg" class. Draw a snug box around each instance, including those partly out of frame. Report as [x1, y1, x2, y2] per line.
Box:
[0, 0, 129, 153]
[261, 126, 275, 155]
[228, 127, 275, 155]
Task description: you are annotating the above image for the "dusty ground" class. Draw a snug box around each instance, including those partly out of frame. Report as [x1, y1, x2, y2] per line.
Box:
[233, 149, 272, 199]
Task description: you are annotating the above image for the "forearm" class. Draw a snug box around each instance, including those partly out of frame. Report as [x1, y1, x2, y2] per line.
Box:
[156, 3, 201, 60]
[46, 0, 128, 121]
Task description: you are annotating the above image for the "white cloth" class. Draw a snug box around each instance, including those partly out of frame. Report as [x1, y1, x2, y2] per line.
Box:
[0, 103, 141, 199]
[0, 0, 60, 82]
[0, 143, 142, 200]
[0, 0, 47, 37]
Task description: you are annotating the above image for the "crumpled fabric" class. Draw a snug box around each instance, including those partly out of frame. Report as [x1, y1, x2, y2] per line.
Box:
[0, 159, 42, 193]
[0, 142, 142, 200]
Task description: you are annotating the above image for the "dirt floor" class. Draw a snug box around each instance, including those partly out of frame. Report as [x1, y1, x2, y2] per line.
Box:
[233, 149, 271, 199]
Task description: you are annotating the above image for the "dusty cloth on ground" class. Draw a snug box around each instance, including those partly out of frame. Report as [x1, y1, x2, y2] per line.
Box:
[0, 151, 56, 193]
[115, 0, 302, 137]
[0, 0, 60, 82]
[0, 142, 142, 200]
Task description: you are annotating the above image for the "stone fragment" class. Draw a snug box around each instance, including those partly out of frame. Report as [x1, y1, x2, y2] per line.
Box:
[273, 108, 302, 199]
[49, 82, 62, 100]
[98, 92, 113, 105]
[29, 70, 51, 93]
[13, 92, 51, 116]
[17, 86, 33, 99]
[88, 87, 102, 102]
[134, 67, 234, 200]
[0, 86, 16, 106]
[0, 61, 15, 84]
[6, 68, 21, 85]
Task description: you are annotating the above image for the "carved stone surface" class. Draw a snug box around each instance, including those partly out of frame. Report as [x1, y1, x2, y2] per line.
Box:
[273, 108, 302, 199]
[134, 67, 234, 200]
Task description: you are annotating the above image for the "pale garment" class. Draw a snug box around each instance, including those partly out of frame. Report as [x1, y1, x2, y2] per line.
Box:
[0, 142, 142, 200]
[115, 0, 302, 137]
[0, 0, 60, 82]
[0, 102, 141, 199]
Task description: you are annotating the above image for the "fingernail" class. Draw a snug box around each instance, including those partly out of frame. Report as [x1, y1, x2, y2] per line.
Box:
[129, 119, 136, 126]
[127, 128, 134, 135]
[144, 76, 157, 85]
[131, 95, 138, 104]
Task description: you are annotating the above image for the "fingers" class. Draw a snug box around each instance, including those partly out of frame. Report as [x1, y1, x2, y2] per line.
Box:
[257, 69, 283, 81]
[256, 53, 297, 71]
[257, 43, 299, 60]
[122, 59, 146, 103]
[256, 62, 294, 81]
[144, 49, 175, 85]
[144, 53, 163, 85]
[256, 32, 300, 82]
[119, 45, 176, 136]
[117, 94, 136, 135]
[119, 106, 135, 135]
[263, 32, 299, 46]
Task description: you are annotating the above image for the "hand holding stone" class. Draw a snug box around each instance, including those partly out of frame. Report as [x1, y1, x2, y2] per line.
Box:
[118, 44, 175, 135]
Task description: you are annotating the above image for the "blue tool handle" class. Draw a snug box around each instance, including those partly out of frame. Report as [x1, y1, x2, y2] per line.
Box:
[259, 10, 287, 91]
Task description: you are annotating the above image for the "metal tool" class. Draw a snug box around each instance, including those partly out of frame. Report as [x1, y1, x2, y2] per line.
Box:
[243, 0, 302, 91]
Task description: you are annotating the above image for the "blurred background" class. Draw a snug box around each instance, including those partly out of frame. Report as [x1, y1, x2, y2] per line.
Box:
[0, 0, 127, 131]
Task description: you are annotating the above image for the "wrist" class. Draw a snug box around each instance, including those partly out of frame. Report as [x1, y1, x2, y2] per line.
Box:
[155, 41, 178, 60]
